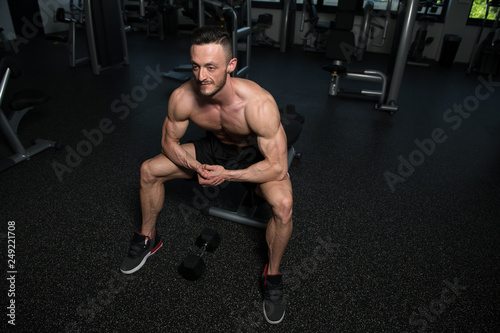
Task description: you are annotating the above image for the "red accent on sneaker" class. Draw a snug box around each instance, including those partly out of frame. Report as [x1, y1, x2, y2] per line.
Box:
[134, 230, 156, 238]
[263, 264, 283, 285]
[151, 239, 163, 254]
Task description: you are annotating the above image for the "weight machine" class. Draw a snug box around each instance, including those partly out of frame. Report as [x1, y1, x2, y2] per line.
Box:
[407, 0, 444, 67]
[51, 0, 129, 75]
[0, 57, 63, 172]
[324, 0, 420, 113]
[279, 0, 297, 53]
[300, 0, 332, 52]
[355, 0, 393, 61]
[49, 0, 88, 67]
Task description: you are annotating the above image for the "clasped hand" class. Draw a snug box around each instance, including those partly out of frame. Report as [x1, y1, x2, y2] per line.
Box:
[197, 164, 226, 187]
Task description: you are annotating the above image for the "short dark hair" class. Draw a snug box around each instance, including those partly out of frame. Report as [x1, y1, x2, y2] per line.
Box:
[191, 25, 233, 61]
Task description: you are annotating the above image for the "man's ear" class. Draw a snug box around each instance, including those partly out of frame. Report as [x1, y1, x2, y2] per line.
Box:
[227, 57, 237, 74]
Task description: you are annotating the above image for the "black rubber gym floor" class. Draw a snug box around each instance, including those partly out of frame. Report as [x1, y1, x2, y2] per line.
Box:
[1, 31, 499, 332]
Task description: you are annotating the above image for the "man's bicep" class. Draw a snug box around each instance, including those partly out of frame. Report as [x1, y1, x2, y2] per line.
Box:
[249, 102, 285, 158]
[247, 100, 281, 137]
[257, 124, 287, 161]
[163, 89, 191, 142]
[163, 113, 189, 143]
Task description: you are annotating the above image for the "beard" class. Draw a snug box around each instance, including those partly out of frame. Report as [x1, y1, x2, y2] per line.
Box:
[197, 74, 227, 97]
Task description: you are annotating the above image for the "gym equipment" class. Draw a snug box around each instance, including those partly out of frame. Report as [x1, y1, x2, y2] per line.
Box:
[407, 1, 443, 67]
[300, 0, 332, 53]
[252, 13, 279, 48]
[467, 0, 500, 75]
[49, 0, 129, 75]
[324, 0, 420, 113]
[355, 0, 393, 62]
[201, 105, 304, 229]
[125, 0, 183, 38]
[279, 0, 296, 53]
[0, 56, 62, 172]
[145, 0, 183, 39]
[49, 1, 88, 68]
[84, 0, 130, 75]
[179, 229, 221, 280]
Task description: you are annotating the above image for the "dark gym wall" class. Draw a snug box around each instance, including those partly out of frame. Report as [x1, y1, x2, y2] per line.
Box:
[7, 0, 43, 37]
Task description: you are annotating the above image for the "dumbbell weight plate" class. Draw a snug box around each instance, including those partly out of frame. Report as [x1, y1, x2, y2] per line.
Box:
[195, 229, 221, 252]
[179, 254, 206, 281]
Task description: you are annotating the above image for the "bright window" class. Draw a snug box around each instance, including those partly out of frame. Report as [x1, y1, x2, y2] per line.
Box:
[469, 0, 500, 20]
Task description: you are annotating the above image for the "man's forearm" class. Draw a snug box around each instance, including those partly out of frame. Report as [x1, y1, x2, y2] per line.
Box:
[162, 143, 201, 172]
[223, 160, 287, 184]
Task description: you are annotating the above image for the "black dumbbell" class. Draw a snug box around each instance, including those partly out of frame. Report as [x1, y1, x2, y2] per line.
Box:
[179, 229, 221, 281]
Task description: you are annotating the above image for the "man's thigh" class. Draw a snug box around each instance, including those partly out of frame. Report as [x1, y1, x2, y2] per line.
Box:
[256, 176, 293, 208]
[145, 143, 196, 181]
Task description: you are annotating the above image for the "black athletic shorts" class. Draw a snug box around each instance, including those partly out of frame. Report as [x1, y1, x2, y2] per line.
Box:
[192, 131, 264, 170]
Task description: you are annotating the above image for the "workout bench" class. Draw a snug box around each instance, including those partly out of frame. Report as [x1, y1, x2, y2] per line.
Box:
[201, 105, 304, 229]
[0, 56, 62, 172]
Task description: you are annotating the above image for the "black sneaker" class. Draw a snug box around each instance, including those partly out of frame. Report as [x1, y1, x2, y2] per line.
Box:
[261, 264, 286, 324]
[120, 230, 163, 274]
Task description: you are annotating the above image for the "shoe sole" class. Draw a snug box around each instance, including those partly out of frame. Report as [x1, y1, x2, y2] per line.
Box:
[262, 302, 285, 324]
[120, 240, 163, 275]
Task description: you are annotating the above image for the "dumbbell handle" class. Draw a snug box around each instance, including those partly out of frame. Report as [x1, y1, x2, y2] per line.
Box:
[196, 242, 209, 257]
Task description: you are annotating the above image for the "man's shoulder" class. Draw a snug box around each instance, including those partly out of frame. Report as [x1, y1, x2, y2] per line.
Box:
[233, 78, 274, 108]
[170, 80, 197, 105]
[237, 80, 279, 132]
[168, 80, 197, 120]
[171, 80, 197, 100]
[233, 77, 264, 93]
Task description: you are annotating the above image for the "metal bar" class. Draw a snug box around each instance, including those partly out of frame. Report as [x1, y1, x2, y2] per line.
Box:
[237, 66, 249, 77]
[202, 0, 228, 8]
[287, 145, 296, 168]
[198, 0, 205, 26]
[26, 139, 56, 157]
[365, 70, 387, 106]
[245, 2, 251, 78]
[0, 68, 11, 102]
[0, 107, 27, 157]
[118, 0, 130, 65]
[280, 0, 291, 53]
[84, 0, 100, 75]
[69, 21, 76, 67]
[371, 0, 393, 47]
[139, 0, 145, 17]
[382, 0, 419, 111]
[343, 72, 384, 83]
[356, 1, 373, 61]
[203, 206, 268, 229]
[229, 7, 238, 74]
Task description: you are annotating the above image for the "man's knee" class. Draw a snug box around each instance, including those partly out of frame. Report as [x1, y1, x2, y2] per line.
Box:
[271, 192, 293, 223]
[140, 159, 160, 185]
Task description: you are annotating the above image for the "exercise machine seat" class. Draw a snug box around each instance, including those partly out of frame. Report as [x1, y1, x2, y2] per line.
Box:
[0, 56, 61, 172]
[9, 89, 51, 111]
